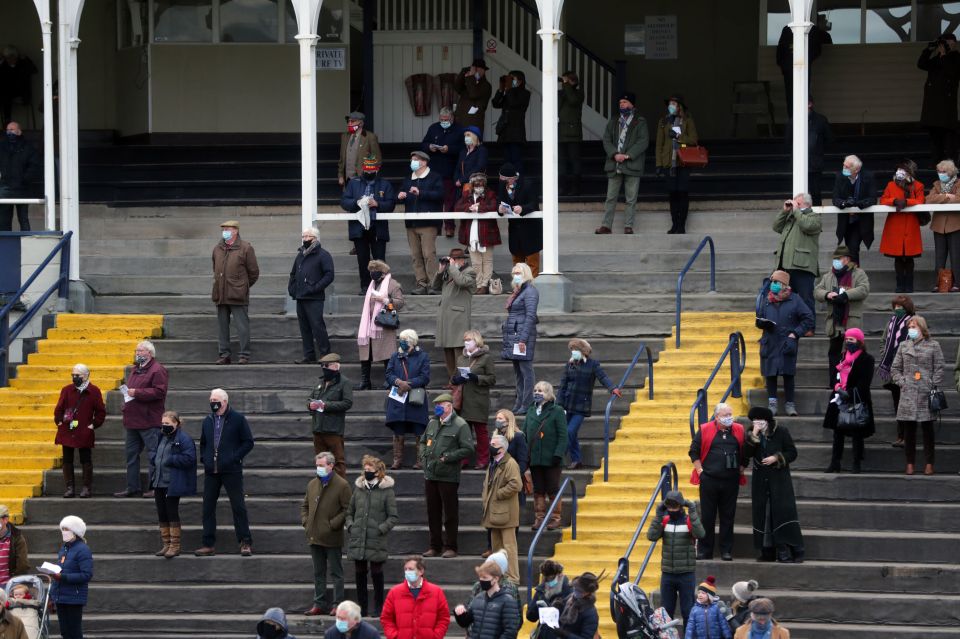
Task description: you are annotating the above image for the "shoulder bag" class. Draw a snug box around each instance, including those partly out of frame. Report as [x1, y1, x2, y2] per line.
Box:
[928, 352, 948, 414]
[374, 303, 399, 329]
[677, 144, 709, 168]
[399, 360, 426, 407]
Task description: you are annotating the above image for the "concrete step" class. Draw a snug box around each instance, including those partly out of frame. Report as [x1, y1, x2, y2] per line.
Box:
[776, 416, 960, 444]
[756, 589, 960, 627]
[748, 387, 960, 417]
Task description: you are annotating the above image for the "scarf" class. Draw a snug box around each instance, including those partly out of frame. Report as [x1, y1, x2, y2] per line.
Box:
[836, 345, 863, 390]
[75, 379, 90, 394]
[749, 621, 773, 639]
[468, 192, 486, 252]
[559, 591, 595, 627]
[832, 267, 854, 328]
[942, 176, 958, 194]
[505, 282, 523, 310]
[357, 274, 392, 346]
[877, 314, 912, 382]
[668, 114, 682, 169]
[301, 240, 318, 257]
[766, 288, 791, 304]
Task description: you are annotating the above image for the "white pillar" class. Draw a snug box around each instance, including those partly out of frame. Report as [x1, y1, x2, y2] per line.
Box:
[34, 0, 56, 230]
[537, 4, 561, 275]
[57, 0, 84, 280]
[790, 0, 813, 196]
[294, 0, 323, 230]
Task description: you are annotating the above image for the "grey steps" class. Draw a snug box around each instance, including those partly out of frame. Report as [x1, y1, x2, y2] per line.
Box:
[748, 387, 960, 417]
[777, 416, 960, 444]
[753, 589, 960, 627]
[737, 472, 960, 503]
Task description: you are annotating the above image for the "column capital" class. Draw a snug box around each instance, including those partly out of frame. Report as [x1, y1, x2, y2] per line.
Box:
[295, 33, 320, 44]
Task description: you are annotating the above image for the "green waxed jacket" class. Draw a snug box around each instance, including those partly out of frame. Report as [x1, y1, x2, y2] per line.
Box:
[522, 401, 568, 467]
[418, 412, 476, 483]
[773, 205, 823, 276]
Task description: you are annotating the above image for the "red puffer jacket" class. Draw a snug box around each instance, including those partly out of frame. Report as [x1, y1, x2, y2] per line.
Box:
[381, 578, 450, 639]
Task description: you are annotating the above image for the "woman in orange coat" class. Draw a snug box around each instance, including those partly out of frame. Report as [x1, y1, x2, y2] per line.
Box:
[879, 159, 925, 293]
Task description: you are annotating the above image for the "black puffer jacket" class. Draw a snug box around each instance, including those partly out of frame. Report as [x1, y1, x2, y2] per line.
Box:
[0, 136, 41, 192]
[454, 588, 519, 639]
[287, 242, 335, 301]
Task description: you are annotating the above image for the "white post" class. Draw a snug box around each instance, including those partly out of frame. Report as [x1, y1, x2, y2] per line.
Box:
[537, 5, 561, 276]
[790, 0, 813, 196]
[57, 0, 84, 280]
[34, 0, 56, 230]
[295, 0, 323, 230]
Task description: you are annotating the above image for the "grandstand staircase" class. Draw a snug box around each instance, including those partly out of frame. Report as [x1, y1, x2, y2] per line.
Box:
[8, 202, 960, 638]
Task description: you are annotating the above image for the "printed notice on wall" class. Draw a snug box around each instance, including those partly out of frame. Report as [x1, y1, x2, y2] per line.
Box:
[316, 47, 346, 70]
[624, 24, 645, 55]
[645, 15, 677, 60]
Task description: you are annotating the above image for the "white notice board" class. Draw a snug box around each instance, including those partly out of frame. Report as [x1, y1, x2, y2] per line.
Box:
[645, 16, 677, 60]
[317, 47, 347, 70]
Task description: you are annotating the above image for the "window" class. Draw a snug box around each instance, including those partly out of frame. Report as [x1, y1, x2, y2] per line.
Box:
[917, 1, 960, 41]
[284, 0, 344, 43]
[817, 2, 861, 44]
[865, 0, 912, 43]
[220, 0, 279, 42]
[154, 0, 214, 42]
[118, 0, 149, 48]
[763, 1, 959, 44]
[766, 0, 791, 46]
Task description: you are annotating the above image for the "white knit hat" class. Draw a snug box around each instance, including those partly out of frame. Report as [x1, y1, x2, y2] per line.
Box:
[489, 550, 509, 575]
[731, 580, 759, 603]
[59, 515, 86, 539]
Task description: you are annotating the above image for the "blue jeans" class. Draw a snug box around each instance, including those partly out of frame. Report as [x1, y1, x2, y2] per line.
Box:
[566, 413, 586, 463]
[659, 571, 696, 624]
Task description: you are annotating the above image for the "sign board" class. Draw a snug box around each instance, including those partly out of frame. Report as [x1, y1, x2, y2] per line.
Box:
[486, 38, 497, 54]
[624, 24, 645, 56]
[645, 15, 677, 60]
[316, 47, 346, 70]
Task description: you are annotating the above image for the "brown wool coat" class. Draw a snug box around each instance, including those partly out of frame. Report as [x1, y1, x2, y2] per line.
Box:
[211, 238, 260, 306]
[926, 180, 960, 234]
[480, 453, 522, 529]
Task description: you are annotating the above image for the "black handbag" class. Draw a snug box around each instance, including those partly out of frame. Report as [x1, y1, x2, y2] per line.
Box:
[925, 351, 948, 414]
[836, 388, 870, 433]
[374, 303, 399, 329]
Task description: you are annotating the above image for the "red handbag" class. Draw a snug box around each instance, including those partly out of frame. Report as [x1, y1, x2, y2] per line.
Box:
[678, 145, 709, 168]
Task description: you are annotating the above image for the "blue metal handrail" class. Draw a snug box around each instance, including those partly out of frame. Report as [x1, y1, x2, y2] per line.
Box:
[675, 236, 716, 349]
[609, 463, 678, 618]
[602, 342, 654, 482]
[526, 477, 578, 602]
[0, 232, 73, 387]
[688, 332, 746, 439]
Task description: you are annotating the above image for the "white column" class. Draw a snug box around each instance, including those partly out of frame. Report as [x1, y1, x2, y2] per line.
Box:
[537, 4, 561, 275]
[790, 0, 813, 196]
[34, 0, 56, 230]
[294, 0, 323, 230]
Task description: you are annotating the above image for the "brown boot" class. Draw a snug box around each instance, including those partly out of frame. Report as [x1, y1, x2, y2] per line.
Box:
[391, 436, 404, 470]
[164, 524, 182, 558]
[155, 523, 171, 556]
[531, 493, 546, 530]
[62, 463, 75, 498]
[547, 496, 562, 530]
[79, 463, 93, 498]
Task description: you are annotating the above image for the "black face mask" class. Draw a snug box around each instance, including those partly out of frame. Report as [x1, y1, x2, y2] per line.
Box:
[370, 271, 384, 281]
[364, 470, 377, 481]
[668, 509, 685, 521]
[363, 172, 378, 181]
[322, 368, 339, 381]
[134, 355, 147, 366]
[845, 342, 860, 354]
[210, 401, 222, 413]
[479, 579, 494, 591]
[302, 240, 312, 249]
[161, 425, 176, 436]
[72, 375, 84, 388]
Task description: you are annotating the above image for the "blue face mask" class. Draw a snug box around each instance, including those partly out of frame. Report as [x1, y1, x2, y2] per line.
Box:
[464, 135, 475, 146]
[410, 160, 421, 172]
[316, 466, 328, 478]
[221, 230, 232, 241]
[908, 328, 920, 340]
[440, 120, 451, 129]
[405, 569, 419, 583]
[939, 172, 951, 183]
[512, 274, 523, 286]
[842, 168, 852, 177]
[832, 259, 844, 271]
[667, 104, 677, 115]
[335, 620, 350, 633]
[571, 350, 582, 361]
[434, 405, 445, 417]
[770, 281, 783, 294]
[546, 578, 559, 588]
[533, 393, 545, 403]
[399, 340, 409, 352]
[512, 79, 519, 88]
[619, 107, 632, 117]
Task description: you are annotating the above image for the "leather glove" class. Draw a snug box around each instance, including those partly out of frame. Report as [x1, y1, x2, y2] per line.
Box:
[836, 200, 847, 209]
[845, 198, 857, 208]
[552, 456, 563, 466]
[893, 198, 907, 212]
[467, 373, 479, 383]
[450, 375, 466, 385]
[655, 503, 667, 517]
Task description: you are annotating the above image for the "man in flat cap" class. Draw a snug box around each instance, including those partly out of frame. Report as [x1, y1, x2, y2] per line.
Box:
[338, 111, 382, 188]
[454, 59, 492, 134]
[212, 220, 260, 365]
[418, 392, 474, 558]
[597, 92, 648, 235]
[307, 353, 353, 478]
[398, 150, 445, 295]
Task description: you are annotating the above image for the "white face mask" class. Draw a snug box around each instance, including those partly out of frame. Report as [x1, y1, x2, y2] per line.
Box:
[718, 415, 734, 428]
[62, 530, 76, 542]
[464, 339, 477, 351]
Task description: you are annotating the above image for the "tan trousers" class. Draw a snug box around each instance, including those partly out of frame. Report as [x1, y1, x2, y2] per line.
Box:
[407, 227, 439, 288]
[512, 252, 541, 278]
[469, 248, 495, 288]
[490, 527, 519, 583]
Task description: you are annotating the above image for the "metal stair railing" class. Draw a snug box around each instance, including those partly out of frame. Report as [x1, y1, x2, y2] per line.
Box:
[602, 341, 654, 482]
[0, 231, 73, 387]
[688, 332, 746, 439]
[608, 462, 678, 618]
[674, 235, 716, 349]
[525, 476, 577, 602]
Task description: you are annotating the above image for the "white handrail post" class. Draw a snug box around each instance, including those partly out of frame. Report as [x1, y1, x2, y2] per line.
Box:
[294, 0, 322, 231]
[790, 0, 813, 196]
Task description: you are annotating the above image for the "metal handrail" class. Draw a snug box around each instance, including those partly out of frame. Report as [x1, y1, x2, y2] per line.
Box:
[688, 332, 746, 439]
[602, 342, 654, 482]
[674, 236, 716, 348]
[609, 463, 678, 619]
[525, 477, 578, 603]
[0, 232, 73, 387]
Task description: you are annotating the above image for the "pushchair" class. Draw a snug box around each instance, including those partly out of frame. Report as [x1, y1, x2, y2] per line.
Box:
[4, 574, 52, 639]
[611, 581, 681, 639]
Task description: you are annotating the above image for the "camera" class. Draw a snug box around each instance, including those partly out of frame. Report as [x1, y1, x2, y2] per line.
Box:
[784, 200, 794, 209]
[439, 256, 450, 264]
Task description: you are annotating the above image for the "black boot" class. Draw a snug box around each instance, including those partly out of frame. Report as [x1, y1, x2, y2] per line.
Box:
[62, 462, 76, 498]
[677, 194, 689, 234]
[667, 193, 678, 233]
[356, 567, 369, 616]
[355, 361, 372, 390]
[372, 570, 385, 617]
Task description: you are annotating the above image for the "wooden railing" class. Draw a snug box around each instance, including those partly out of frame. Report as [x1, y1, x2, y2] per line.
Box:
[375, 0, 471, 31]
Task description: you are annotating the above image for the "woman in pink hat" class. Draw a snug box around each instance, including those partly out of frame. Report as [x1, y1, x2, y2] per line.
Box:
[822, 328, 875, 473]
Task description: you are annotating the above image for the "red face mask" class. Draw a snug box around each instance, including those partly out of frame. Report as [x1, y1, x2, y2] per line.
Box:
[347, 124, 360, 134]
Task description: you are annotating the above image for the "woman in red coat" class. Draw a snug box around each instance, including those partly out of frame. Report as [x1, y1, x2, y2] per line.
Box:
[380, 556, 450, 639]
[54, 364, 107, 498]
[879, 159, 926, 293]
[456, 172, 501, 294]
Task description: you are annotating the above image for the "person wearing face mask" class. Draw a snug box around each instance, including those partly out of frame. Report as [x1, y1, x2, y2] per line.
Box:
[453, 330, 496, 469]
[0, 121, 40, 231]
[479, 435, 522, 581]
[744, 407, 804, 564]
[891, 315, 945, 475]
[54, 364, 106, 499]
[148, 410, 197, 558]
[556, 338, 621, 470]
[326, 601, 378, 639]
[555, 572, 600, 639]
[211, 219, 260, 365]
[195, 388, 255, 557]
[256, 607, 298, 639]
[454, 59, 493, 133]
[823, 329, 875, 474]
[356, 260, 404, 392]
[732, 598, 789, 639]
[116, 340, 168, 498]
[456, 173, 500, 294]
[384, 330, 431, 469]
[527, 560, 572, 639]
[772, 193, 821, 327]
[832, 154, 877, 265]
[757, 270, 814, 417]
[497, 163, 542, 276]
[646, 490, 705, 625]
[398, 150, 444, 294]
[345, 456, 398, 617]
[454, 126, 489, 193]
[689, 403, 745, 561]
[301, 452, 352, 616]
[879, 159, 926, 293]
[814, 245, 871, 388]
[558, 71, 584, 196]
[876, 295, 915, 447]
[479, 410, 530, 558]
[50, 516, 93, 639]
[418, 393, 475, 558]
[338, 111, 381, 188]
[454, 561, 520, 639]
[342, 158, 395, 294]
[924, 158, 960, 292]
[421, 107, 466, 236]
[381, 555, 450, 639]
[503, 263, 539, 413]
[597, 92, 648, 235]
[308, 353, 354, 477]
[434, 249, 477, 380]
[288, 226, 335, 364]
[522, 382, 567, 531]
[492, 70, 531, 172]
[655, 94, 699, 234]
